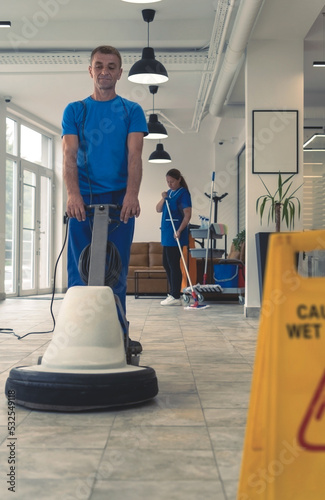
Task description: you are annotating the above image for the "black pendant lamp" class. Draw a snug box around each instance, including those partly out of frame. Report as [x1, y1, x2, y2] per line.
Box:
[148, 143, 172, 163]
[128, 9, 169, 85]
[145, 85, 168, 140]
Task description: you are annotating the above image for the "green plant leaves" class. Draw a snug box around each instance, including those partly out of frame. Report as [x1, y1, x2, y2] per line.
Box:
[256, 172, 303, 231]
[232, 229, 246, 251]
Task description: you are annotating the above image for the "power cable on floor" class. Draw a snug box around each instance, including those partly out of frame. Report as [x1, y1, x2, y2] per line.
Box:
[0, 215, 69, 340]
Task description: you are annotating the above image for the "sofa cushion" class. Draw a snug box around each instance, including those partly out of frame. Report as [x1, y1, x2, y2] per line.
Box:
[127, 241, 168, 295]
[148, 242, 163, 267]
[129, 242, 149, 267]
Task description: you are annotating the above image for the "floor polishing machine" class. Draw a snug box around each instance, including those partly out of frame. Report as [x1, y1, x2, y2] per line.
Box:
[5, 204, 158, 411]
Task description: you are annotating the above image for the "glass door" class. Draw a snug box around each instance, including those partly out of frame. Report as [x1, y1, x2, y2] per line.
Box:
[19, 162, 53, 296]
[5, 159, 18, 295]
[21, 167, 36, 293]
[38, 174, 52, 292]
[5, 116, 54, 297]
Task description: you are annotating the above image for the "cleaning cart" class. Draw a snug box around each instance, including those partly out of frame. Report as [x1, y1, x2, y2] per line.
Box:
[184, 175, 245, 303]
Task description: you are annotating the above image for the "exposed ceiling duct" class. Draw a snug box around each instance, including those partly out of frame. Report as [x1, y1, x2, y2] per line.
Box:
[209, 0, 265, 118]
[190, 0, 234, 132]
[0, 51, 207, 67]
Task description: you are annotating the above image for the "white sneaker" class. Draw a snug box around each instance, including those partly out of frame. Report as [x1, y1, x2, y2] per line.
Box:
[160, 295, 182, 306]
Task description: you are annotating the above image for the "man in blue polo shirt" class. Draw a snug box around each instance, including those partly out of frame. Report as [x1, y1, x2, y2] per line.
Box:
[62, 45, 148, 350]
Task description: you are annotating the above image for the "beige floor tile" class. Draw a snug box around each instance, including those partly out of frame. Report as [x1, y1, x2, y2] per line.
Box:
[107, 425, 212, 450]
[0, 294, 257, 499]
[98, 448, 219, 481]
[91, 480, 226, 500]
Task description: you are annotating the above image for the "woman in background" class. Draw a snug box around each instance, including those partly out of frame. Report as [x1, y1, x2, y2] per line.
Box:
[156, 169, 192, 306]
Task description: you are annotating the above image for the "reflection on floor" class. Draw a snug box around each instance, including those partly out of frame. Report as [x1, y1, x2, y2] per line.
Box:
[0, 294, 259, 500]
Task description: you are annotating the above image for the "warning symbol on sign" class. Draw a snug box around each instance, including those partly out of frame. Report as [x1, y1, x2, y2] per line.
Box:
[298, 370, 325, 451]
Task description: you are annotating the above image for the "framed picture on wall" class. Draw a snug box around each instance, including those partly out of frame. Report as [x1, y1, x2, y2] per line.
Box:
[252, 110, 298, 174]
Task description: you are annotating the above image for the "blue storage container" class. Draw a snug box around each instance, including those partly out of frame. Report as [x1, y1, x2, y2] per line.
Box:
[214, 263, 239, 288]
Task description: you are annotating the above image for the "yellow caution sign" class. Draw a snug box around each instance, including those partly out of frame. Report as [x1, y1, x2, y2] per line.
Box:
[237, 230, 325, 500]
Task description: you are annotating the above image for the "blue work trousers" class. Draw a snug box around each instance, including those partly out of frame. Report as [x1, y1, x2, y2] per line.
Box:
[163, 246, 182, 299]
[67, 191, 134, 314]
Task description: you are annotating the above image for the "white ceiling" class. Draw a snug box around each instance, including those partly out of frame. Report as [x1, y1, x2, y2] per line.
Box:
[0, 0, 324, 141]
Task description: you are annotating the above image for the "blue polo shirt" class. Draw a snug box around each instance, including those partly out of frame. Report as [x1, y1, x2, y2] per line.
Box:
[62, 95, 148, 195]
[161, 188, 192, 247]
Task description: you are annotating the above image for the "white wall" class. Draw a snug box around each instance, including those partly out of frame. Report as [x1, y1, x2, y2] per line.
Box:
[211, 119, 246, 249]
[135, 115, 245, 254]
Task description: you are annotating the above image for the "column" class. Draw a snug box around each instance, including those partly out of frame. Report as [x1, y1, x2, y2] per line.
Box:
[245, 39, 304, 315]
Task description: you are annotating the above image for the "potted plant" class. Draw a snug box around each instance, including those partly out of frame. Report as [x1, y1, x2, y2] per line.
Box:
[256, 172, 303, 232]
[255, 172, 303, 299]
[232, 229, 246, 252]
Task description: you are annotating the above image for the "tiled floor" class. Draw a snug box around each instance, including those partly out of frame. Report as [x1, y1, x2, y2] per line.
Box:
[0, 294, 259, 500]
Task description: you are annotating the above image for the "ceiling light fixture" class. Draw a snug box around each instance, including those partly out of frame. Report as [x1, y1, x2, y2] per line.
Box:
[0, 21, 11, 28]
[313, 12, 325, 67]
[122, 0, 161, 3]
[145, 85, 168, 139]
[128, 9, 169, 85]
[303, 133, 325, 150]
[148, 143, 172, 163]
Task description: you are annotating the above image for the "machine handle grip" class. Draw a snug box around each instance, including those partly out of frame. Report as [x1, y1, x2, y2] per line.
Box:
[84, 203, 122, 211]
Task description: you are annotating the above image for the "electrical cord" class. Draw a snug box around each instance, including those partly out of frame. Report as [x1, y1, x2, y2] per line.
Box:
[0, 215, 69, 340]
[78, 240, 122, 288]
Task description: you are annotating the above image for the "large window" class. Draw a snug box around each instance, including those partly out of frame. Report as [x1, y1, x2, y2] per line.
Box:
[5, 117, 54, 296]
[6, 118, 17, 155]
[303, 155, 325, 230]
[21, 124, 51, 167]
[301, 148, 325, 278]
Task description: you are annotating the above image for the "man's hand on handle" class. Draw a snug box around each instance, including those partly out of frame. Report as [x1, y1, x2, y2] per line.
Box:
[66, 194, 86, 222]
[120, 192, 140, 224]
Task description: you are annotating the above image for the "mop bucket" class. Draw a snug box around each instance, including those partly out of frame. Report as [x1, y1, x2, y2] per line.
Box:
[213, 262, 239, 288]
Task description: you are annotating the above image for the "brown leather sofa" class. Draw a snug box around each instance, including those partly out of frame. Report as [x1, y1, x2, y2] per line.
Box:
[127, 242, 168, 297]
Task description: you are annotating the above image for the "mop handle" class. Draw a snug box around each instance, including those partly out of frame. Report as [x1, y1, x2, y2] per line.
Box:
[165, 198, 194, 292]
[203, 172, 215, 281]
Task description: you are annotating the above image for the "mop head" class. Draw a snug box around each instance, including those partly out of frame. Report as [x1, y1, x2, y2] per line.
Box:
[184, 291, 210, 310]
[184, 304, 209, 310]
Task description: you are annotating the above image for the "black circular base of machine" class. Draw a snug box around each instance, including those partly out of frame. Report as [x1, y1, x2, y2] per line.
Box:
[5, 366, 158, 412]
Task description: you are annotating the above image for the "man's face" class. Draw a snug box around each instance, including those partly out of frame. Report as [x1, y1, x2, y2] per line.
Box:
[88, 52, 122, 91]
